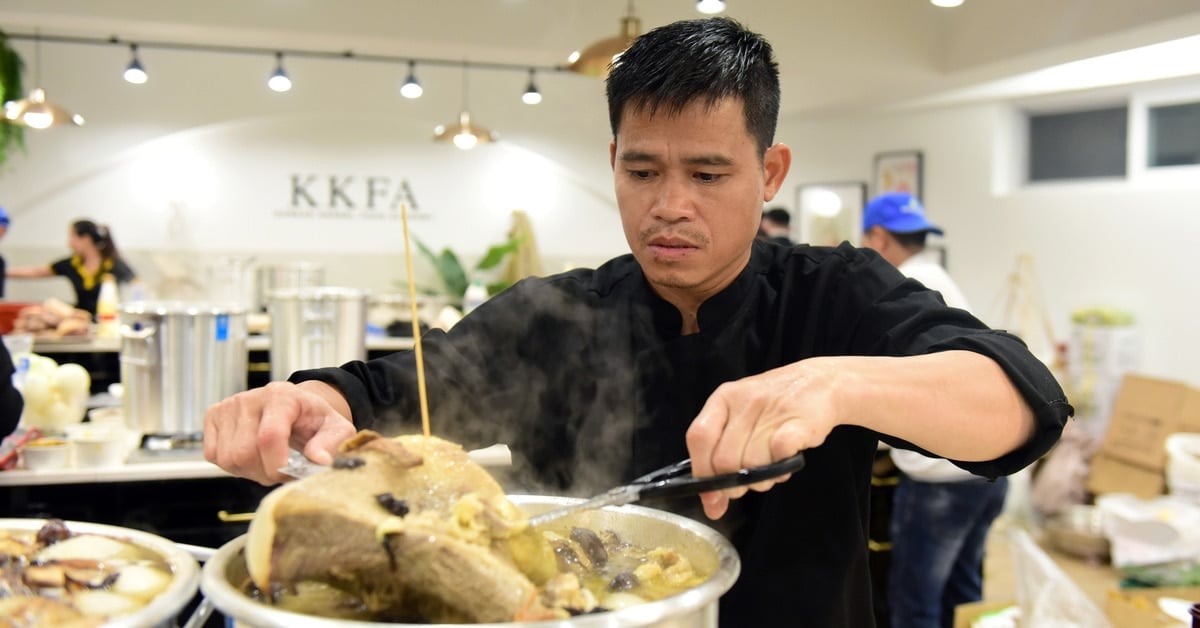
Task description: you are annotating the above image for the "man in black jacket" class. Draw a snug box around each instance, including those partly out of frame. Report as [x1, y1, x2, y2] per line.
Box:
[204, 18, 1071, 626]
[1, 339, 24, 437]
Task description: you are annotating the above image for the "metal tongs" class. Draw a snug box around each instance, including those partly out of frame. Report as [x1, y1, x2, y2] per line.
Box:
[528, 451, 807, 527]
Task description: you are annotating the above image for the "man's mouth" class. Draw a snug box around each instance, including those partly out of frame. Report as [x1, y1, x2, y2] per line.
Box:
[647, 236, 699, 259]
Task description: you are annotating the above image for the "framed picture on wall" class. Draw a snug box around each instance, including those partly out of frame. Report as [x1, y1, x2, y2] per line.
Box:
[872, 150, 923, 199]
[795, 181, 867, 247]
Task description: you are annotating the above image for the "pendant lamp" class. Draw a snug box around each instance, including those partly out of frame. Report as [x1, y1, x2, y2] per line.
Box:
[433, 64, 496, 150]
[566, 0, 640, 78]
[3, 31, 84, 129]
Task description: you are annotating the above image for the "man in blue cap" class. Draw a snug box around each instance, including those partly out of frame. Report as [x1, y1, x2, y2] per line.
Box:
[0, 205, 9, 298]
[863, 191, 1009, 628]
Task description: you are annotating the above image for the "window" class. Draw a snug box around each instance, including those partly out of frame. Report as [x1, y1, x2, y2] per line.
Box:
[1027, 106, 1127, 182]
[1147, 101, 1200, 167]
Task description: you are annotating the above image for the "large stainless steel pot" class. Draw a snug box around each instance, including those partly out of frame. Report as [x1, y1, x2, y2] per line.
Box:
[119, 302, 248, 436]
[0, 518, 201, 628]
[200, 495, 740, 627]
[268, 287, 367, 381]
[255, 262, 325, 313]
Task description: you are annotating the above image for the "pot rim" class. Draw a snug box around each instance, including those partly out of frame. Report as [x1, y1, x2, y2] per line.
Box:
[0, 518, 201, 628]
[200, 494, 740, 627]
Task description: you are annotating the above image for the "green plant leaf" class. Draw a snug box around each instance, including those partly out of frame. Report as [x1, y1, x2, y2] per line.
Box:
[413, 235, 469, 300]
[437, 249, 469, 299]
[0, 30, 27, 169]
[485, 280, 513, 297]
[475, 236, 523, 270]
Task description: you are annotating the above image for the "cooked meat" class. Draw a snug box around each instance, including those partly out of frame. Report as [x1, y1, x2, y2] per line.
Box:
[245, 432, 558, 623]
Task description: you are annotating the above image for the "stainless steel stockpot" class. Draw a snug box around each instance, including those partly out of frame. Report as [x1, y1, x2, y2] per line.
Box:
[200, 495, 740, 628]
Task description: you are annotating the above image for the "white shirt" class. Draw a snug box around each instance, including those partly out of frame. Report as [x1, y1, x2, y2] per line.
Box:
[889, 253, 980, 482]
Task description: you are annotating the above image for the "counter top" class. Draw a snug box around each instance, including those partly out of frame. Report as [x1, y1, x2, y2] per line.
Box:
[0, 452, 230, 487]
[32, 335, 416, 354]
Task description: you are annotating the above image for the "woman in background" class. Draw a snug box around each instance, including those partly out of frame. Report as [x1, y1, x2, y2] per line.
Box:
[7, 219, 137, 318]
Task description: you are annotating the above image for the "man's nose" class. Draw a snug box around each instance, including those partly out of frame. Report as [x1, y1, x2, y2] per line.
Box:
[650, 175, 697, 221]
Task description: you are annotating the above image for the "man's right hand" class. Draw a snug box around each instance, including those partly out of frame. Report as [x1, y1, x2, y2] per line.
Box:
[203, 381, 357, 486]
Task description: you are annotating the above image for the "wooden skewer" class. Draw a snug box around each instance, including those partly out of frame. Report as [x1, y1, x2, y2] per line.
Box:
[399, 203, 432, 438]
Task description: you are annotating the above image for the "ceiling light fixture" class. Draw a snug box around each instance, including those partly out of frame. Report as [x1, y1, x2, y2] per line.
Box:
[267, 52, 292, 92]
[3, 31, 84, 128]
[521, 69, 542, 105]
[123, 43, 147, 84]
[696, 0, 726, 14]
[930, 0, 964, 7]
[399, 60, 423, 99]
[433, 64, 496, 150]
[566, 0, 640, 78]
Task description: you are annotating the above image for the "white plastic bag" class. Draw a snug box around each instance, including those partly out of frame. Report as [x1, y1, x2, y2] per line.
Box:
[1011, 528, 1111, 627]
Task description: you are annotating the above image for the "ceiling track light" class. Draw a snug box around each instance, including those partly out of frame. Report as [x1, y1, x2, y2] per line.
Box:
[400, 60, 423, 99]
[930, 0, 964, 6]
[3, 31, 84, 128]
[522, 68, 542, 105]
[696, 0, 726, 14]
[433, 64, 496, 150]
[267, 51, 292, 92]
[123, 43, 147, 84]
[567, 0, 640, 78]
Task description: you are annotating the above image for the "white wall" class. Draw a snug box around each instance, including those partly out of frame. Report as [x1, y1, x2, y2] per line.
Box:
[777, 79, 1200, 386]
[0, 38, 627, 304]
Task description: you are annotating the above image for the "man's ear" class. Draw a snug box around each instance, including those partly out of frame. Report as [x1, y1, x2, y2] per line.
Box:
[761, 143, 792, 202]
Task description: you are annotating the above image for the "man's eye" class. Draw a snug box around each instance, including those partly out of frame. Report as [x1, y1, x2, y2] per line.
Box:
[629, 170, 653, 180]
[696, 173, 723, 183]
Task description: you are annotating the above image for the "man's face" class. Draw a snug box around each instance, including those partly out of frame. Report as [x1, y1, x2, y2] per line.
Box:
[610, 98, 789, 308]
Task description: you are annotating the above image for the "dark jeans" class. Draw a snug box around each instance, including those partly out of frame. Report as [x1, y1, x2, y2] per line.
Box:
[888, 475, 1008, 628]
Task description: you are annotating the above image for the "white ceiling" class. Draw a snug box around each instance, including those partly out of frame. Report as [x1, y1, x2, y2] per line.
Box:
[2, 0, 1200, 116]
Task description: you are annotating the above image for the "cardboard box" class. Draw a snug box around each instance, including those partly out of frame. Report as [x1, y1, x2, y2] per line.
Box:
[1105, 586, 1200, 627]
[1087, 375, 1200, 497]
[953, 599, 1017, 628]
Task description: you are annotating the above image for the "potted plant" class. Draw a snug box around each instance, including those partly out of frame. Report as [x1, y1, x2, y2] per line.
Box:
[0, 30, 26, 168]
[410, 236, 523, 310]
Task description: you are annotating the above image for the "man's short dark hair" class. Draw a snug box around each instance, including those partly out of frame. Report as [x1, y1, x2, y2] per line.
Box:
[890, 230, 929, 250]
[606, 17, 781, 156]
[763, 207, 790, 227]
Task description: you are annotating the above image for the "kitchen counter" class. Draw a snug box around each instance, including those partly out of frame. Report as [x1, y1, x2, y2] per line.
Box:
[0, 451, 229, 487]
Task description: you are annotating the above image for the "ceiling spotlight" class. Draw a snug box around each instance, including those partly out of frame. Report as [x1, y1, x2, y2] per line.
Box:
[696, 0, 726, 14]
[521, 69, 542, 105]
[4, 32, 84, 128]
[267, 52, 292, 92]
[567, 0, 640, 78]
[930, 0, 964, 6]
[400, 60, 423, 99]
[123, 44, 148, 84]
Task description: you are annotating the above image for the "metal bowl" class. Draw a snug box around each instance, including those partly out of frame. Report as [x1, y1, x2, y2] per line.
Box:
[200, 495, 740, 628]
[0, 518, 201, 628]
[1044, 505, 1110, 561]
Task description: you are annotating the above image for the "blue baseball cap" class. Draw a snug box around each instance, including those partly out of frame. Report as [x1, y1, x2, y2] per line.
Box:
[863, 192, 943, 235]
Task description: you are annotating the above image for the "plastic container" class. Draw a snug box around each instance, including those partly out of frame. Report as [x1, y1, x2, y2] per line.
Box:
[72, 434, 130, 467]
[96, 274, 120, 338]
[1167, 433, 1200, 503]
[19, 438, 72, 470]
[462, 279, 488, 314]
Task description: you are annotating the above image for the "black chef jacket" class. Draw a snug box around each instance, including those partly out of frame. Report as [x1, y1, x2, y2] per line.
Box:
[292, 240, 1072, 627]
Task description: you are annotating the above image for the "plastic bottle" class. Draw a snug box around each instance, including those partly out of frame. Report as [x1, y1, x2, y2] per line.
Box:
[96, 273, 120, 338]
[462, 279, 488, 315]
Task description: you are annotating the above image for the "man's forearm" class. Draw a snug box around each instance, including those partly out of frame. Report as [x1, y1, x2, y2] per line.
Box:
[839, 350, 1036, 461]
